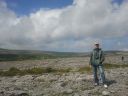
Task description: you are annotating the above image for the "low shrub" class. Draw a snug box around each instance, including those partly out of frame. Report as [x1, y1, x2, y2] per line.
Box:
[1, 67, 20, 76]
[0, 67, 72, 76]
[104, 63, 128, 69]
[78, 66, 91, 73]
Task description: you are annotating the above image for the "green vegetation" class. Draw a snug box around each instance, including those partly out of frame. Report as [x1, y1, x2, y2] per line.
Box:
[104, 63, 128, 69]
[0, 54, 57, 61]
[78, 66, 91, 73]
[0, 64, 128, 76]
[78, 63, 128, 73]
[0, 67, 72, 76]
[0, 48, 87, 61]
[0, 52, 85, 61]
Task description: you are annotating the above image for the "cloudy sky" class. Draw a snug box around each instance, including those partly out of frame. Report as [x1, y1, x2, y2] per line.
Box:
[0, 0, 128, 52]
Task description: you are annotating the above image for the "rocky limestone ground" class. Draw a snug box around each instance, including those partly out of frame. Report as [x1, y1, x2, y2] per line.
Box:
[0, 56, 128, 96]
[0, 55, 128, 70]
[0, 67, 128, 96]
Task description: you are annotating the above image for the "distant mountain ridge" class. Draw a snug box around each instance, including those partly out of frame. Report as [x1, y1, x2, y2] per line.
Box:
[0, 48, 127, 55]
[0, 48, 88, 61]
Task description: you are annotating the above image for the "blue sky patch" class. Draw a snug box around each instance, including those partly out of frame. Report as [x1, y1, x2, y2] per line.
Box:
[5, 0, 73, 16]
[112, 0, 124, 5]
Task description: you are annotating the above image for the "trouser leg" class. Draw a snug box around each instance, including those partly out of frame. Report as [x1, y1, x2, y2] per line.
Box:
[98, 65, 106, 84]
[92, 66, 98, 83]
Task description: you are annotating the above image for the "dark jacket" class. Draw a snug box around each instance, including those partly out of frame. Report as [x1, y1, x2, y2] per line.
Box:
[89, 48, 105, 66]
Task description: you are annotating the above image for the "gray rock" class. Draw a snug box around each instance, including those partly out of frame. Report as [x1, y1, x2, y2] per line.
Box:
[60, 82, 67, 87]
[74, 93, 80, 96]
[64, 89, 73, 94]
[102, 91, 110, 96]
[8, 90, 29, 96]
[110, 90, 115, 93]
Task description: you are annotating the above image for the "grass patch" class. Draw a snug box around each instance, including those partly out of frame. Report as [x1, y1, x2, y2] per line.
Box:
[0, 67, 72, 76]
[104, 63, 128, 69]
[78, 64, 128, 73]
[56, 68, 72, 73]
[78, 66, 91, 73]
[1, 67, 21, 76]
[1, 64, 128, 76]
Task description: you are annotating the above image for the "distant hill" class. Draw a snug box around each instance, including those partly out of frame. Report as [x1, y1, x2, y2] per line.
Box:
[104, 50, 128, 56]
[0, 48, 127, 61]
[0, 48, 88, 61]
[0, 48, 89, 56]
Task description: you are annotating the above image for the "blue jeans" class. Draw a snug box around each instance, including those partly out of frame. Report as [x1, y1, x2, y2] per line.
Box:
[92, 65, 106, 84]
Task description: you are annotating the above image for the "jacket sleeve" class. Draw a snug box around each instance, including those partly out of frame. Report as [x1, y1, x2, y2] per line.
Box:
[100, 50, 105, 64]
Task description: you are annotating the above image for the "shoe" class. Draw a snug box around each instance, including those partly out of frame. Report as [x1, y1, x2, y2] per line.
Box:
[104, 84, 108, 88]
[94, 83, 98, 86]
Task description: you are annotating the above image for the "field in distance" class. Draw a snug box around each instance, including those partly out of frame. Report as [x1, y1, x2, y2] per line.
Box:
[0, 48, 88, 61]
[0, 48, 128, 61]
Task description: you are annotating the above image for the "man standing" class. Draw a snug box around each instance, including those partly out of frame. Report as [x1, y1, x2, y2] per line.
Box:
[89, 43, 107, 88]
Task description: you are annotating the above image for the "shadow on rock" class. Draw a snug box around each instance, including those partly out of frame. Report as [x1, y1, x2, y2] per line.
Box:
[106, 80, 117, 86]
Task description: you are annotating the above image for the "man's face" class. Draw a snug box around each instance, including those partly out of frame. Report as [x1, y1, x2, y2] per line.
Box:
[95, 44, 99, 48]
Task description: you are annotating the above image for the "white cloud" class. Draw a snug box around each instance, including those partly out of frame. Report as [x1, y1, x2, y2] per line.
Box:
[0, 0, 128, 52]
